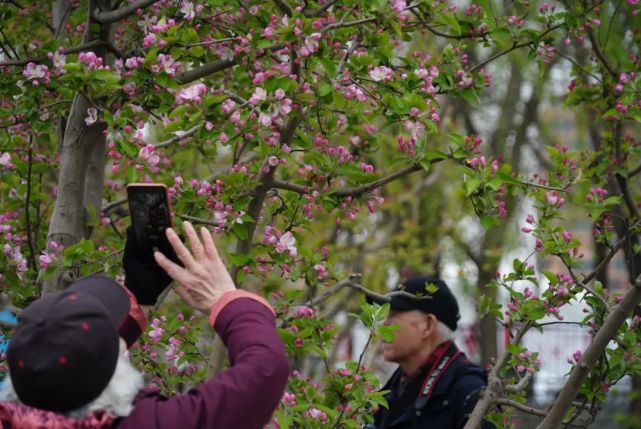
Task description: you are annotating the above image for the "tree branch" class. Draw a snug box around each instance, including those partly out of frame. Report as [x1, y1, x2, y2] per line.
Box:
[92, 0, 161, 24]
[495, 398, 547, 417]
[306, 278, 433, 307]
[535, 275, 641, 429]
[304, 0, 339, 17]
[586, 27, 617, 79]
[321, 17, 378, 33]
[154, 124, 202, 149]
[176, 44, 284, 84]
[0, 39, 123, 67]
[463, 321, 534, 429]
[333, 164, 424, 197]
[272, 0, 292, 16]
[272, 179, 307, 194]
[504, 372, 532, 393]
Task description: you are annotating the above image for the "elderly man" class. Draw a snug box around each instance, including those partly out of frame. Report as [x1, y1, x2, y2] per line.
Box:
[0, 222, 289, 429]
[367, 276, 494, 429]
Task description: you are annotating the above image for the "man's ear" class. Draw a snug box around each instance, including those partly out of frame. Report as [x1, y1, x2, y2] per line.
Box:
[421, 313, 438, 338]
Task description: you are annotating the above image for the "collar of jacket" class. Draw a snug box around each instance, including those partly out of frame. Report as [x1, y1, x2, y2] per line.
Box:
[379, 343, 485, 428]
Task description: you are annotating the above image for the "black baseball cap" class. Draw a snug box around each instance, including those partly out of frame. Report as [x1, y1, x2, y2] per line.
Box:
[7, 276, 130, 412]
[369, 276, 460, 331]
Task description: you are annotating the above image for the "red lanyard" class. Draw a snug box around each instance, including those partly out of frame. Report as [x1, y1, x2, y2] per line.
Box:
[418, 342, 461, 402]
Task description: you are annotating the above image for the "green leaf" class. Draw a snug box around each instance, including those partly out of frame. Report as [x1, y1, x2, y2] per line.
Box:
[464, 177, 482, 196]
[231, 223, 248, 240]
[92, 69, 120, 83]
[436, 12, 461, 35]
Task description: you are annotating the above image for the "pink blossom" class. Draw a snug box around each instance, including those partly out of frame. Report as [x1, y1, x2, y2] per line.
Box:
[282, 392, 296, 406]
[176, 83, 208, 104]
[392, 0, 407, 13]
[23, 62, 51, 84]
[221, 99, 236, 113]
[0, 153, 12, 169]
[139, 144, 160, 167]
[369, 66, 393, 82]
[545, 191, 565, 207]
[562, 231, 573, 243]
[305, 408, 327, 421]
[180, 1, 196, 19]
[38, 253, 53, 269]
[277, 231, 297, 257]
[314, 263, 328, 279]
[249, 87, 267, 105]
[156, 53, 181, 77]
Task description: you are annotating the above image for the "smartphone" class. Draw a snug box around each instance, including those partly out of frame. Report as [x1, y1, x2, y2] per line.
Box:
[127, 183, 173, 266]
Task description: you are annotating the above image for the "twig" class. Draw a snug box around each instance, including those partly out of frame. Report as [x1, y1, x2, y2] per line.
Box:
[333, 164, 424, 197]
[495, 398, 547, 417]
[306, 278, 433, 307]
[586, 27, 617, 79]
[176, 44, 283, 84]
[304, 0, 339, 17]
[504, 372, 532, 393]
[0, 40, 123, 67]
[469, 24, 562, 74]
[177, 214, 223, 227]
[92, 0, 161, 24]
[321, 17, 378, 33]
[154, 124, 202, 149]
[272, 0, 293, 16]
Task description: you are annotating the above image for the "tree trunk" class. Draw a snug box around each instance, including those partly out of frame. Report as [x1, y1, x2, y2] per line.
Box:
[41, 0, 112, 293]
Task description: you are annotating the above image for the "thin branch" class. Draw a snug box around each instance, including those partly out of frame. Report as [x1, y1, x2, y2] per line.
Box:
[178, 37, 236, 48]
[272, 179, 307, 194]
[629, 162, 641, 178]
[176, 44, 283, 84]
[581, 221, 640, 285]
[0, 40, 123, 67]
[272, 0, 293, 16]
[101, 197, 126, 216]
[178, 214, 223, 227]
[586, 27, 617, 79]
[154, 124, 202, 149]
[306, 278, 433, 307]
[321, 17, 378, 33]
[495, 398, 547, 417]
[304, 0, 339, 17]
[92, 0, 161, 24]
[469, 24, 562, 73]
[504, 372, 532, 393]
[333, 164, 424, 197]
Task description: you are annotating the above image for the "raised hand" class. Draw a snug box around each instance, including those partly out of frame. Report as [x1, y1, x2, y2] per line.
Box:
[154, 221, 236, 314]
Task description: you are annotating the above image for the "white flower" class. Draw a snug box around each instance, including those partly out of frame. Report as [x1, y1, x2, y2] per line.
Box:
[0, 152, 11, 167]
[84, 107, 98, 126]
[179, 1, 196, 20]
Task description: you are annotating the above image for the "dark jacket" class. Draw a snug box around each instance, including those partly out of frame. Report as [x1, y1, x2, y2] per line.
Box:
[0, 293, 290, 429]
[370, 342, 494, 429]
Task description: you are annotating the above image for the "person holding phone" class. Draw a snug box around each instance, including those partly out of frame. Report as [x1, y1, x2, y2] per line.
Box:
[0, 221, 290, 429]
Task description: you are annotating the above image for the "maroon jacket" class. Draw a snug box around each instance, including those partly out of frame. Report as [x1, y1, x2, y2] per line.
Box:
[0, 292, 289, 429]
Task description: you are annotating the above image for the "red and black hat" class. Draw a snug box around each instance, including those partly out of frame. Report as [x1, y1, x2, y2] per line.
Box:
[7, 276, 130, 413]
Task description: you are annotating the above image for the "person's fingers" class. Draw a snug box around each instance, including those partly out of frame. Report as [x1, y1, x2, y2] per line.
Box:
[183, 221, 206, 261]
[166, 227, 196, 268]
[200, 226, 220, 262]
[154, 251, 187, 283]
